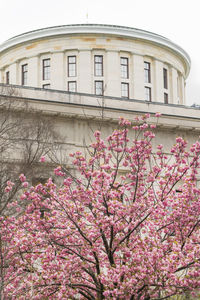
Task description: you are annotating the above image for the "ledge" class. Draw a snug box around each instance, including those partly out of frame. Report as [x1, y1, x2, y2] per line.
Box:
[0, 84, 200, 132]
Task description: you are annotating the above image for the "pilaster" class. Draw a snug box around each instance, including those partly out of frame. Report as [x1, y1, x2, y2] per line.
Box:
[28, 56, 39, 87]
[132, 54, 144, 100]
[169, 67, 178, 104]
[154, 60, 163, 102]
[106, 51, 120, 97]
[51, 52, 64, 90]
[78, 50, 92, 94]
[9, 63, 18, 85]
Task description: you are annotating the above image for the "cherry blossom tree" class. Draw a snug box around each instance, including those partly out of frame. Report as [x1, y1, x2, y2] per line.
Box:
[0, 85, 60, 299]
[2, 114, 200, 299]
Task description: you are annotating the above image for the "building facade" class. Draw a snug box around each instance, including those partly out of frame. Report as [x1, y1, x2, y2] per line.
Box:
[0, 24, 190, 105]
[1, 25, 200, 300]
[0, 24, 200, 163]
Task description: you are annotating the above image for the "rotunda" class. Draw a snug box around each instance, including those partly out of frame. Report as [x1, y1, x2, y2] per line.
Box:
[0, 24, 190, 105]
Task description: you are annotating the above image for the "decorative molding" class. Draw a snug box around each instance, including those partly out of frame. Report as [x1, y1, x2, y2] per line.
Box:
[0, 24, 191, 77]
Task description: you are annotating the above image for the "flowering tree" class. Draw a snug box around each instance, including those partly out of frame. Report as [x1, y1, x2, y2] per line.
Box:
[2, 114, 200, 299]
[0, 86, 60, 298]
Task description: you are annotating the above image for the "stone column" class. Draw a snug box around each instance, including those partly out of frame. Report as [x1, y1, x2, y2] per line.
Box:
[180, 75, 185, 105]
[132, 54, 144, 100]
[9, 63, 18, 85]
[78, 50, 92, 94]
[105, 50, 120, 97]
[169, 67, 178, 104]
[154, 60, 163, 102]
[27, 56, 39, 87]
[51, 52, 64, 90]
[0, 70, 3, 83]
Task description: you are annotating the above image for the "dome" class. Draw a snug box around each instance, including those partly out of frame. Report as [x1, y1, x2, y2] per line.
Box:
[0, 24, 190, 105]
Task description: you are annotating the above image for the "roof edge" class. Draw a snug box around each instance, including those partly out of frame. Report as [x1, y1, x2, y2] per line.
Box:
[0, 24, 191, 77]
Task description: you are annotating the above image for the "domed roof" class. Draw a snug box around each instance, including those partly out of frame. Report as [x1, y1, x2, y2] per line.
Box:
[0, 24, 190, 77]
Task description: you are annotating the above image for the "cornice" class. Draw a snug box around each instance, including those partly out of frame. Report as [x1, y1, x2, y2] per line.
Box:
[0, 24, 191, 77]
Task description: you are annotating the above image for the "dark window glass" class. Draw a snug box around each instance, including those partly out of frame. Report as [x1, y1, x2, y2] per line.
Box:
[121, 83, 129, 98]
[145, 87, 151, 101]
[22, 64, 28, 85]
[164, 92, 168, 104]
[95, 81, 103, 95]
[94, 55, 103, 76]
[6, 71, 9, 84]
[43, 59, 50, 80]
[144, 62, 151, 83]
[68, 56, 76, 77]
[121, 57, 129, 78]
[68, 81, 77, 92]
[163, 68, 168, 89]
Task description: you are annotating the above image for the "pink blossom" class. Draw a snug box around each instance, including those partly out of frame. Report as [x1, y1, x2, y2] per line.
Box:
[155, 112, 162, 117]
[40, 156, 46, 162]
[150, 124, 156, 129]
[94, 130, 101, 137]
[5, 186, 12, 193]
[2, 116, 200, 300]
[22, 182, 29, 188]
[19, 173, 26, 182]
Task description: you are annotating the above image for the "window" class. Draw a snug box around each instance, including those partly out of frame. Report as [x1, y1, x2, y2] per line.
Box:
[42, 84, 51, 89]
[68, 56, 76, 77]
[94, 55, 103, 76]
[163, 68, 168, 89]
[121, 83, 129, 98]
[121, 57, 129, 78]
[145, 87, 151, 102]
[22, 64, 28, 85]
[144, 62, 151, 83]
[43, 59, 50, 80]
[68, 81, 77, 92]
[95, 81, 103, 95]
[6, 71, 9, 84]
[164, 93, 168, 104]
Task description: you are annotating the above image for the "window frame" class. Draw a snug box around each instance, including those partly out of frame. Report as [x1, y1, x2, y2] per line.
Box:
[6, 71, 10, 84]
[42, 84, 51, 89]
[21, 64, 28, 86]
[94, 55, 103, 77]
[164, 92, 168, 104]
[121, 82, 129, 99]
[145, 86, 152, 102]
[120, 57, 129, 79]
[163, 68, 168, 89]
[42, 58, 50, 81]
[68, 81, 77, 92]
[144, 61, 151, 83]
[68, 56, 76, 77]
[95, 80, 103, 96]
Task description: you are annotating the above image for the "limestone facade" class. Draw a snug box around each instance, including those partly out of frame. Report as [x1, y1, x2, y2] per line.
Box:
[0, 24, 199, 164]
[1, 84, 200, 156]
[0, 24, 190, 105]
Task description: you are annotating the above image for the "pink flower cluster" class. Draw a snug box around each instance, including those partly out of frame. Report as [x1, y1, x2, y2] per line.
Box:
[4, 180, 14, 193]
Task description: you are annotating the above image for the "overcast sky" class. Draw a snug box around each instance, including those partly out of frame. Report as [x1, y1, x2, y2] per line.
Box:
[0, 0, 199, 106]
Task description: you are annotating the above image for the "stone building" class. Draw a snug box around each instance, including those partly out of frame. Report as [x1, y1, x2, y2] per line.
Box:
[0, 24, 190, 104]
[0, 24, 199, 158]
[0, 25, 199, 300]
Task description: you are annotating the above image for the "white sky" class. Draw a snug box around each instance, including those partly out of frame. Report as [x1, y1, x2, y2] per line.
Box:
[0, 0, 199, 106]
